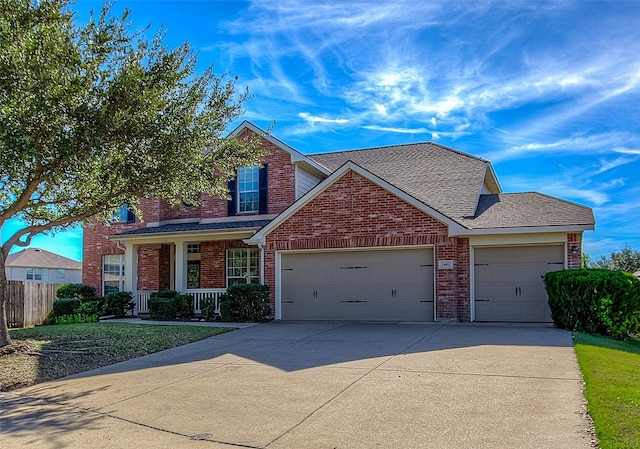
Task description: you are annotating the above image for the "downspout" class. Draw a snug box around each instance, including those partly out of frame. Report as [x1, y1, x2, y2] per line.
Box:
[258, 242, 265, 284]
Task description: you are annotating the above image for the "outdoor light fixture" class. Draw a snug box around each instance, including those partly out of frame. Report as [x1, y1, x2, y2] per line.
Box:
[570, 245, 580, 255]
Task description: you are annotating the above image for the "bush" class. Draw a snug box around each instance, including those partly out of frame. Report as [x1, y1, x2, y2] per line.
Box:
[219, 284, 271, 322]
[175, 294, 194, 320]
[148, 296, 177, 320]
[102, 292, 135, 318]
[49, 314, 98, 325]
[47, 298, 81, 324]
[56, 284, 96, 301]
[76, 299, 102, 318]
[544, 269, 640, 340]
[200, 296, 218, 321]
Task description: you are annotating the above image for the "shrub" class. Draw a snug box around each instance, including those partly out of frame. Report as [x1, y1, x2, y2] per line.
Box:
[50, 314, 98, 325]
[200, 296, 218, 321]
[148, 290, 178, 320]
[102, 292, 135, 318]
[219, 283, 270, 322]
[544, 269, 640, 340]
[56, 284, 96, 301]
[76, 299, 102, 318]
[175, 294, 194, 320]
[46, 298, 81, 324]
[148, 297, 177, 320]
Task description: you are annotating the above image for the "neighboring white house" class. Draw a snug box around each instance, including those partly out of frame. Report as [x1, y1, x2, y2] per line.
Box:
[5, 248, 82, 284]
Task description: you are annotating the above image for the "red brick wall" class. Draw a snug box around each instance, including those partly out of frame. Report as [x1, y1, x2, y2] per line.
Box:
[82, 129, 299, 291]
[263, 170, 470, 320]
[200, 240, 250, 289]
[567, 232, 583, 269]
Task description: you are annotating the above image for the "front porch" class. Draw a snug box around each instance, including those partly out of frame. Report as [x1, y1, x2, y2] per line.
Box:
[135, 288, 227, 315]
[113, 222, 268, 316]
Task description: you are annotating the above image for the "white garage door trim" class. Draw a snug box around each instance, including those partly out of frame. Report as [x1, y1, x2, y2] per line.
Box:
[470, 243, 567, 322]
[275, 245, 435, 321]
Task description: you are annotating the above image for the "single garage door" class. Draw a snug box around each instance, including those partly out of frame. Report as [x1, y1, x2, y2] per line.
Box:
[281, 248, 434, 321]
[474, 245, 565, 322]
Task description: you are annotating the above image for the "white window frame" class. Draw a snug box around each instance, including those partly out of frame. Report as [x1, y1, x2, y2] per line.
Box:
[226, 248, 260, 287]
[102, 254, 125, 296]
[237, 165, 260, 213]
[26, 267, 49, 281]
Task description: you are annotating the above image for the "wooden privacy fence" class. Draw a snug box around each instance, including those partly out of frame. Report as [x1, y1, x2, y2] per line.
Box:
[5, 281, 59, 328]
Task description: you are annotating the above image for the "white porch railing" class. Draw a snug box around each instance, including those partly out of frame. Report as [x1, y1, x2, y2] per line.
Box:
[135, 288, 226, 315]
[185, 288, 226, 314]
[136, 290, 153, 314]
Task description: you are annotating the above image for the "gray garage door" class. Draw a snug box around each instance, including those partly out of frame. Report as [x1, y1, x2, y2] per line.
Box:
[474, 245, 565, 322]
[281, 248, 434, 321]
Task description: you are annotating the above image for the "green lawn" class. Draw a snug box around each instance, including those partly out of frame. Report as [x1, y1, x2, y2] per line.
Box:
[573, 333, 640, 449]
[2, 322, 235, 391]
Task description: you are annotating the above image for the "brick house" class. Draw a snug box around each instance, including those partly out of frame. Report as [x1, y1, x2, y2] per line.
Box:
[82, 121, 595, 322]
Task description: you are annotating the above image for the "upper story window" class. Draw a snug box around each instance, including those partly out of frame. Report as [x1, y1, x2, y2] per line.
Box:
[238, 166, 260, 213]
[228, 165, 268, 216]
[112, 204, 135, 223]
[26, 267, 49, 281]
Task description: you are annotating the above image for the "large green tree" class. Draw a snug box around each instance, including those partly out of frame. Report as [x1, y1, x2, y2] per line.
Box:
[0, 0, 264, 347]
[593, 247, 640, 273]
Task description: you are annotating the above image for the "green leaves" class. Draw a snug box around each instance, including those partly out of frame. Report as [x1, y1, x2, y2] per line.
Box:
[0, 0, 265, 248]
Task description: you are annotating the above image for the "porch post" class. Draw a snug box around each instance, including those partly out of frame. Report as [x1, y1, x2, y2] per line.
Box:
[123, 244, 138, 312]
[175, 241, 187, 293]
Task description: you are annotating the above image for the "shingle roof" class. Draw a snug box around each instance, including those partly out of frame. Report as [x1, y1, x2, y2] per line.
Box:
[461, 193, 595, 229]
[308, 142, 491, 221]
[5, 248, 81, 269]
[114, 220, 273, 237]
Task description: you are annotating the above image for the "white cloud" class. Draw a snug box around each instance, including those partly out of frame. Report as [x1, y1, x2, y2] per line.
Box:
[299, 112, 349, 124]
[430, 117, 437, 127]
[362, 125, 429, 134]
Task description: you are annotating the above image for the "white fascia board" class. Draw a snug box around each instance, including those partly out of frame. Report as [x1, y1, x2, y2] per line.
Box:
[229, 121, 331, 176]
[484, 164, 502, 193]
[454, 224, 594, 237]
[246, 161, 468, 244]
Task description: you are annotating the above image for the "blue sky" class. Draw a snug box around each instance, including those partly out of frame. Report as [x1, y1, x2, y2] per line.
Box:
[4, 0, 640, 262]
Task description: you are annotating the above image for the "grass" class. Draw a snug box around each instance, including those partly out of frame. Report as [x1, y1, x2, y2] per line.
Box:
[573, 333, 640, 449]
[0, 322, 235, 392]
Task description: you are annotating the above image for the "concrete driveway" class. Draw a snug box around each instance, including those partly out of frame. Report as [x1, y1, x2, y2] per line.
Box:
[0, 322, 592, 448]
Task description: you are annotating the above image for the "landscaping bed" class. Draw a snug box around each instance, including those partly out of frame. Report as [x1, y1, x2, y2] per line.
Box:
[0, 322, 234, 392]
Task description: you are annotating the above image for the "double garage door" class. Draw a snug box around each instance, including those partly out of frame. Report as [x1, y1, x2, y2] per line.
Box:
[474, 245, 565, 322]
[281, 248, 434, 321]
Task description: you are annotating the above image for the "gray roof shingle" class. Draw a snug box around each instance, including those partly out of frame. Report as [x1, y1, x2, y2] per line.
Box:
[6, 248, 81, 269]
[114, 220, 273, 237]
[309, 142, 491, 221]
[461, 193, 595, 229]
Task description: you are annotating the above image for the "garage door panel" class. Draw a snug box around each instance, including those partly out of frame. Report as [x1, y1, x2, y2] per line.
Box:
[281, 248, 434, 321]
[474, 245, 564, 323]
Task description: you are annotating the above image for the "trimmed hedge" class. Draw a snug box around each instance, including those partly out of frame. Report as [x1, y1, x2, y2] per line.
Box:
[219, 284, 271, 322]
[544, 269, 640, 340]
[175, 294, 194, 320]
[102, 291, 135, 318]
[148, 290, 193, 320]
[56, 284, 96, 301]
[48, 298, 81, 320]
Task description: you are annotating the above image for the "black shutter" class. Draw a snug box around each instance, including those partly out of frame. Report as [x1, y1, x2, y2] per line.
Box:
[127, 209, 135, 223]
[227, 179, 237, 216]
[259, 164, 268, 214]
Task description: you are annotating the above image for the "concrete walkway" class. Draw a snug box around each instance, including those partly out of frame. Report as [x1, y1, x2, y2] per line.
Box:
[0, 322, 593, 448]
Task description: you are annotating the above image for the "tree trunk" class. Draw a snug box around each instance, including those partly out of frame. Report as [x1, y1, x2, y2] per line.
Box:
[0, 252, 12, 347]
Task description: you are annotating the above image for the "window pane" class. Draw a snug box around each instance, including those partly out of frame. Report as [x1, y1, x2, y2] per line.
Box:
[238, 166, 260, 213]
[187, 261, 200, 289]
[57, 269, 65, 279]
[103, 255, 124, 294]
